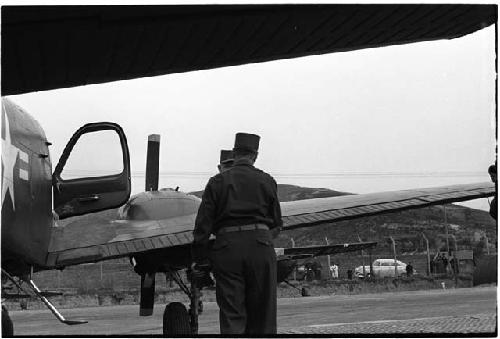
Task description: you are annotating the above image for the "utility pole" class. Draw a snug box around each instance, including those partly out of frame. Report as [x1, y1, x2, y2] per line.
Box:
[358, 234, 366, 277]
[291, 238, 296, 281]
[389, 236, 397, 277]
[422, 233, 431, 276]
[444, 205, 450, 255]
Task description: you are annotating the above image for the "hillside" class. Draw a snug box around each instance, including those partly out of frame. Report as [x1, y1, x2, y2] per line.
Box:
[189, 184, 350, 201]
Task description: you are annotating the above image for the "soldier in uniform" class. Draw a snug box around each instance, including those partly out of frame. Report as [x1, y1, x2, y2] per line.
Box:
[218, 149, 234, 173]
[488, 163, 497, 220]
[192, 132, 282, 335]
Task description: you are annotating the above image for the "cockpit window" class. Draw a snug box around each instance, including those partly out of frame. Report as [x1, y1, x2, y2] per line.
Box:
[60, 130, 123, 180]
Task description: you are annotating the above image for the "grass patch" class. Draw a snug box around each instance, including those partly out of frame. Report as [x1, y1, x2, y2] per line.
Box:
[5, 275, 482, 311]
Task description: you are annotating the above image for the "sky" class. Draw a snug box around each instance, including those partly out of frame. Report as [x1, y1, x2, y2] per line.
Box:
[6, 24, 496, 211]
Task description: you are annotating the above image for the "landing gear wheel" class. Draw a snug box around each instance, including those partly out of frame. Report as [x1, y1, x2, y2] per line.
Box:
[2, 305, 14, 337]
[163, 302, 191, 336]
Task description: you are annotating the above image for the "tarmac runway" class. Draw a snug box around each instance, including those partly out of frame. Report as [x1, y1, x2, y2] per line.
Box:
[9, 286, 496, 336]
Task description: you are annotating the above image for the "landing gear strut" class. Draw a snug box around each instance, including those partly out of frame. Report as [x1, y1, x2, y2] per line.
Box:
[283, 279, 310, 297]
[1, 269, 87, 326]
[164, 269, 207, 335]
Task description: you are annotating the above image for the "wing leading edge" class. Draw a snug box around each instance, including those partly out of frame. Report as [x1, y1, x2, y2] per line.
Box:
[45, 182, 494, 268]
[46, 216, 196, 268]
[281, 182, 495, 230]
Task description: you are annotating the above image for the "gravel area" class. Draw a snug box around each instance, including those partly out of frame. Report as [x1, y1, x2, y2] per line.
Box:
[281, 313, 497, 335]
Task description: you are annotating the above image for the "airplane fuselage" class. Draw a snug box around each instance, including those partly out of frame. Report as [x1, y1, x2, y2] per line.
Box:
[2, 99, 53, 276]
[2, 98, 132, 277]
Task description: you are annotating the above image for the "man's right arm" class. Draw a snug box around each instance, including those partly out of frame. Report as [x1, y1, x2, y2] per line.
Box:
[192, 178, 218, 263]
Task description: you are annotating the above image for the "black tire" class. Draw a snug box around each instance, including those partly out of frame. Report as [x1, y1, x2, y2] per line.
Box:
[301, 287, 310, 297]
[2, 305, 14, 337]
[163, 302, 191, 336]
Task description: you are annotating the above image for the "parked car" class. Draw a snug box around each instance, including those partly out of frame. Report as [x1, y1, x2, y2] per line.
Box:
[355, 259, 413, 278]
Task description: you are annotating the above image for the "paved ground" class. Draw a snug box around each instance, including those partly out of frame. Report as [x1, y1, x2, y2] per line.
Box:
[281, 313, 496, 335]
[8, 286, 497, 336]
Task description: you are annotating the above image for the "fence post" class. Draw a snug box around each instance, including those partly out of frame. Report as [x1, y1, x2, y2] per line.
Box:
[390, 236, 397, 277]
[291, 238, 296, 281]
[422, 233, 431, 276]
[485, 234, 490, 255]
[444, 205, 450, 254]
[358, 235, 366, 277]
[450, 234, 459, 287]
[325, 237, 331, 279]
[368, 249, 373, 277]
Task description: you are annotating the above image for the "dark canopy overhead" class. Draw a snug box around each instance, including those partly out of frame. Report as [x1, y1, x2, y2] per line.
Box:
[2, 4, 496, 95]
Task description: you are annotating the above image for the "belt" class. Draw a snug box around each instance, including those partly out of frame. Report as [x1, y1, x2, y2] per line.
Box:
[217, 223, 269, 234]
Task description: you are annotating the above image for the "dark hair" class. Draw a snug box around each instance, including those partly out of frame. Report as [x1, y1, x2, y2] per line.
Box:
[488, 164, 496, 175]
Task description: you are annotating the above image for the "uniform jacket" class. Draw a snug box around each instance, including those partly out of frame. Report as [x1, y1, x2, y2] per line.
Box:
[192, 158, 282, 262]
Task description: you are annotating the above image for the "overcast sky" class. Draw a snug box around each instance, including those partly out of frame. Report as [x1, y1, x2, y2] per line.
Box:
[7, 24, 496, 210]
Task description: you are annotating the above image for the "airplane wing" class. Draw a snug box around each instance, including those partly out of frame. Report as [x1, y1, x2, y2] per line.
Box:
[2, 4, 495, 95]
[280, 241, 377, 259]
[281, 182, 494, 230]
[46, 214, 196, 268]
[45, 182, 494, 268]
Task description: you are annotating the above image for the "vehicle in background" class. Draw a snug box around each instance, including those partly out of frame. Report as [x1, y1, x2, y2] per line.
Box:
[355, 259, 413, 278]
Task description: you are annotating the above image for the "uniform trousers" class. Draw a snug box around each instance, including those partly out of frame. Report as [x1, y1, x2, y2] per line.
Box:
[211, 228, 277, 335]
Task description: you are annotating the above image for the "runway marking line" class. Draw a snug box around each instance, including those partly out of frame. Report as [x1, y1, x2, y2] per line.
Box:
[305, 313, 493, 328]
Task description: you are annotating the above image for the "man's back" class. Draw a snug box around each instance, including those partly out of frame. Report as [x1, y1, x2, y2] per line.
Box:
[210, 159, 280, 230]
[192, 132, 282, 335]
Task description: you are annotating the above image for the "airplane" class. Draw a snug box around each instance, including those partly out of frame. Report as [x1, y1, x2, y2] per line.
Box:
[1, 97, 493, 335]
[0, 104, 379, 334]
[0, 96, 379, 332]
[1, 4, 496, 337]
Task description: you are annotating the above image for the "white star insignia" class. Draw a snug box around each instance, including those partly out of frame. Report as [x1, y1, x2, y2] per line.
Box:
[2, 103, 20, 210]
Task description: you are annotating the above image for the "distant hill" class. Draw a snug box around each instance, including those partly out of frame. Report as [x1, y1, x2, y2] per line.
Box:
[275, 184, 351, 202]
[189, 183, 351, 201]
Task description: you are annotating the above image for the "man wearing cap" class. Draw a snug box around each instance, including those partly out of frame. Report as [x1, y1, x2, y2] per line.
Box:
[192, 133, 282, 334]
[488, 163, 497, 220]
[218, 149, 234, 173]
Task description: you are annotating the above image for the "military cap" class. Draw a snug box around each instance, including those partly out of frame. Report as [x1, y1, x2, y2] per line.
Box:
[220, 149, 234, 164]
[233, 133, 260, 153]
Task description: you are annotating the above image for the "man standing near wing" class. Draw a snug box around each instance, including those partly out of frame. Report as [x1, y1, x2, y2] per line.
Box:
[192, 133, 282, 334]
[218, 149, 234, 173]
[488, 163, 497, 220]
